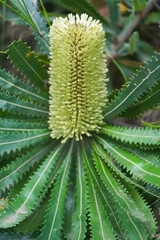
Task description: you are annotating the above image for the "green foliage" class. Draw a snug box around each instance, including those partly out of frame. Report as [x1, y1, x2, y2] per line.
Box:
[133, 0, 146, 11]
[104, 53, 160, 120]
[128, 31, 139, 54]
[0, 0, 160, 239]
[7, 40, 49, 92]
[105, 0, 120, 33]
[8, 0, 50, 54]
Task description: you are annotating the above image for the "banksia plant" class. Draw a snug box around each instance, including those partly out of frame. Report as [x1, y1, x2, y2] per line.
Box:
[0, 1, 160, 240]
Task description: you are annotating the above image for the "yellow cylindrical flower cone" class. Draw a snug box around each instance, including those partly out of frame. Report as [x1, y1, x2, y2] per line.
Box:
[49, 14, 107, 141]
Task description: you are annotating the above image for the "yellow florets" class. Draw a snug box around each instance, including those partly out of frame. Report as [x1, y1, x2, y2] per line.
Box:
[49, 14, 108, 141]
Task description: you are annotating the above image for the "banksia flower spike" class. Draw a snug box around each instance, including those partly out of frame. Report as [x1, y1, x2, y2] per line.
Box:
[49, 14, 108, 141]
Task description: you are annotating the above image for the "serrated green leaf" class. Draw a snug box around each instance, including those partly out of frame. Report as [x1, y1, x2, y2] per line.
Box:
[87, 176, 116, 240]
[71, 143, 88, 240]
[7, 40, 49, 91]
[92, 151, 149, 240]
[39, 140, 74, 240]
[63, 147, 77, 239]
[0, 130, 51, 156]
[122, 146, 160, 168]
[9, 0, 50, 54]
[101, 125, 160, 145]
[95, 135, 160, 189]
[0, 140, 53, 192]
[0, 68, 49, 106]
[0, 141, 64, 228]
[92, 139, 160, 198]
[0, 118, 48, 131]
[15, 194, 50, 233]
[120, 82, 160, 117]
[104, 53, 160, 120]
[82, 142, 127, 239]
[124, 182, 157, 238]
[0, 91, 49, 117]
[128, 31, 139, 54]
[105, 0, 120, 33]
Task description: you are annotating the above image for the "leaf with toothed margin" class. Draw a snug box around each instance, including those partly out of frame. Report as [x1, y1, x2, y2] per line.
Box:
[101, 125, 160, 146]
[39, 140, 74, 240]
[124, 182, 157, 239]
[0, 140, 53, 192]
[63, 146, 77, 239]
[0, 130, 51, 156]
[104, 53, 160, 120]
[9, 0, 49, 54]
[0, 90, 49, 118]
[92, 139, 160, 199]
[87, 175, 116, 239]
[0, 118, 48, 131]
[64, 143, 88, 240]
[83, 142, 150, 240]
[120, 146, 160, 168]
[82, 142, 127, 240]
[7, 40, 49, 91]
[0, 141, 64, 228]
[0, 68, 49, 106]
[91, 151, 149, 240]
[121, 82, 160, 118]
[95, 135, 160, 189]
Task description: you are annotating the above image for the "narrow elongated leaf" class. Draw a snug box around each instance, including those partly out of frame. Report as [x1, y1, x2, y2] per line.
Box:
[101, 125, 160, 145]
[92, 139, 160, 198]
[15, 194, 50, 233]
[87, 176, 116, 239]
[0, 68, 49, 105]
[95, 135, 160, 188]
[63, 147, 77, 239]
[39, 140, 74, 240]
[7, 40, 49, 91]
[124, 182, 156, 238]
[82, 142, 127, 240]
[0, 91, 49, 117]
[71, 143, 88, 240]
[121, 82, 160, 117]
[122, 146, 160, 168]
[0, 140, 53, 192]
[0, 142, 64, 228]
[128, 31, 139, 54]
[106, 0, 120, 33]
[9, 0, 50, 54]
[104, 53, 160, 120]
[119, 3, 135, 37]
[0, 118, 48, 131]
[92, 151, 149, 239]
[0, 130, 51, 155]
